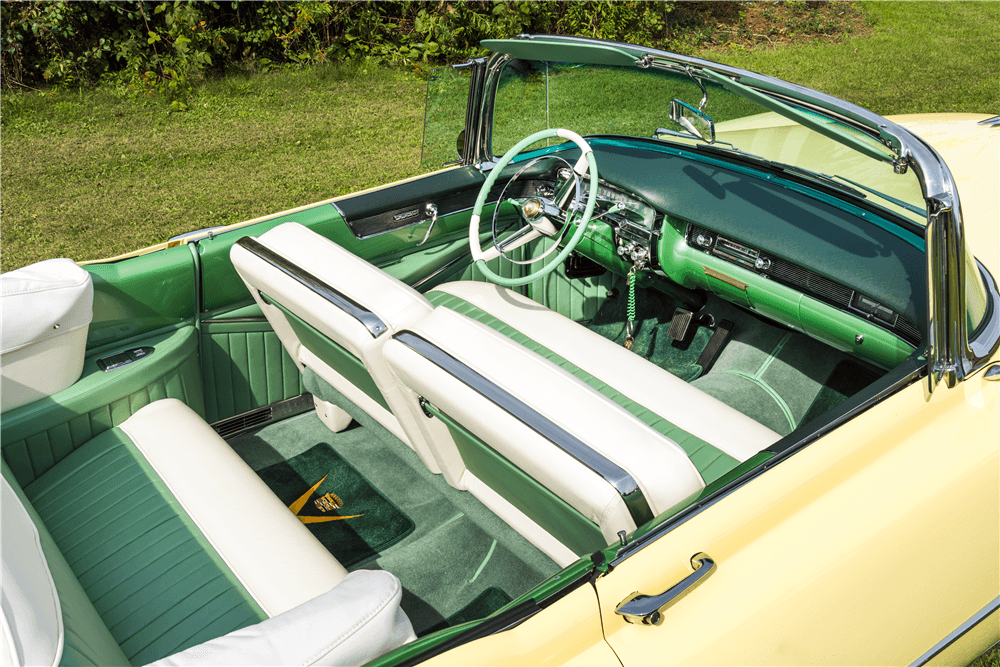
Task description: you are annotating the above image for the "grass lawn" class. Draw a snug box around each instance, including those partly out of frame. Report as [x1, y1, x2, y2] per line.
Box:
[3, 1, 998, 271]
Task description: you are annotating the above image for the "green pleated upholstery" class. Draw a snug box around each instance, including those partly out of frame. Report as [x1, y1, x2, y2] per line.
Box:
[427, 291, 739, 485]
[23, 428, 267, 666]
[200, 326, 306, 423]
[1, 327, 204, 489]
[2, 462, 130, 667]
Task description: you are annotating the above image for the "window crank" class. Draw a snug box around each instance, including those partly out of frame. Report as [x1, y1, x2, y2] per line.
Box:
[417, 203, 438, 246]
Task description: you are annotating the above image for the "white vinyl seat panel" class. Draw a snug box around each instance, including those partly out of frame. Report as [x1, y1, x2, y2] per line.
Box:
[230, 222, 443, 472]
[383, 307, 708, 552]
[429, 280, 781, 461]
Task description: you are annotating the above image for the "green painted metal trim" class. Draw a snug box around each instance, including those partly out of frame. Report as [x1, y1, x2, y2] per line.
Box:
[426, 292, 740, 484]
[482, 39, 644, 67]
[261, 294, 390, 412]
[425, 403, 608, 556]
[699, 69, 895, 164]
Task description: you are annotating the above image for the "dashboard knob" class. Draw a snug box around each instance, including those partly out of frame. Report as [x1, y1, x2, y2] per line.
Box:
[755, 257, 771, 271]
[696, 234, 713, 248]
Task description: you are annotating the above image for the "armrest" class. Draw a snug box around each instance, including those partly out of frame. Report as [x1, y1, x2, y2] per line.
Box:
[146, 571, 415, 667]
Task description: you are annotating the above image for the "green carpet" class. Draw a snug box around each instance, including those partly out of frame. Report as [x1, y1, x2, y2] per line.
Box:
[587, 284, 886, 436]
[228, 373, 560, 636]
[588, 279, 711, 381]
[421, 587, 512, 636]
[255, 443, 415, 567]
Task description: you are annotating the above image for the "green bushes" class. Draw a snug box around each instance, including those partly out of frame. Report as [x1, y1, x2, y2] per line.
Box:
[1, 1, 686, 94]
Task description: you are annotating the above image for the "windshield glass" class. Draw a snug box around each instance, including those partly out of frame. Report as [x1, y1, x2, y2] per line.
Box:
[488, 60, 927, 225]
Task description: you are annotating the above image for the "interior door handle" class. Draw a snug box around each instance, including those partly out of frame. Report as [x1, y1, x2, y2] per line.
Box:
[615, 552, 715, 626]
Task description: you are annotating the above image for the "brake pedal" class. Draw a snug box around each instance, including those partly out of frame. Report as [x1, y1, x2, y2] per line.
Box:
[666, 308, 694, 342]
[696, 319, 734, 373]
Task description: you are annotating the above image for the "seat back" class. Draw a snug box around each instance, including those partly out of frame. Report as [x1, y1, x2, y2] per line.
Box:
[382, 306, 708, 561]
[230, 222, 441, 472]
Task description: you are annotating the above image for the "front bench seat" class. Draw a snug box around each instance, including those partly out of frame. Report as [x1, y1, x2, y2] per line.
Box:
[383, 307, 715, 564]
[230, 222, 443, 475]
[1, 399, 414, 666]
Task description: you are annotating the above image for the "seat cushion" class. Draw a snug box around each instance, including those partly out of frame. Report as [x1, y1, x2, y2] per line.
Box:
[428, 281, 780, 470]
[21, 399, 348, 665]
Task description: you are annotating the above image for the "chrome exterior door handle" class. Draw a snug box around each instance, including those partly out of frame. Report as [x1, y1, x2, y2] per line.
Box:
[615, 553, 715, 626]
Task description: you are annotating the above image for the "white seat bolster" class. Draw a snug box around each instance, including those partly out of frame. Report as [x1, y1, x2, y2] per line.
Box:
[385, 308, 708, 543]
[146, 570, 415, 667]
[119, 399, 347, 618]
[431, 281, 782, 461]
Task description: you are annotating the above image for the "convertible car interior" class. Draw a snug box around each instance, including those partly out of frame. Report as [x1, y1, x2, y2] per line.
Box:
[5, 36, 971, 667]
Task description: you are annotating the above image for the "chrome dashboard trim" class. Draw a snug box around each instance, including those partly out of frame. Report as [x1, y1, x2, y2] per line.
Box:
[395, 330, 654, 527]
[235, 236, 388, 338]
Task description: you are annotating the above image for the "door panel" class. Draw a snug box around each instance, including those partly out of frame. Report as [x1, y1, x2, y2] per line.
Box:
[595, 377, 998, 665]
[1, 326, 203, 487]
[199, 322, 305, 424]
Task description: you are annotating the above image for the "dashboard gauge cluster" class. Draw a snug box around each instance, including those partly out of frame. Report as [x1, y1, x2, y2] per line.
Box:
[574, 176, 660, 268]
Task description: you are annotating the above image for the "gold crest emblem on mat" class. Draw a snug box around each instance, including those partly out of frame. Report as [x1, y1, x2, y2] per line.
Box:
[314, 492, 343, 512]
[288, 474, 361, 524]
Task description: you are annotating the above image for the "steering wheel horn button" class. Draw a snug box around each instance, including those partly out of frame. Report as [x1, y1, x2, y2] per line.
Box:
[522, 198, 543, 220]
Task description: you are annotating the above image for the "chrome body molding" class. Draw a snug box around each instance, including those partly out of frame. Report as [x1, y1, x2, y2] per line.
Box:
[235, 236, 388, 338]
[908, 596, 1000, 667]
[394, 331, 654, 527]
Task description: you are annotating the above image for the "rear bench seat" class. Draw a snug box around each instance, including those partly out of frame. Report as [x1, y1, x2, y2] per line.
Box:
[2, 399, 413, 667]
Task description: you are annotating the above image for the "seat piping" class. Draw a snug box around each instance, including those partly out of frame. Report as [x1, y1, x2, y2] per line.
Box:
[394, 331, 654, 526]
[235, 236, 387, 338]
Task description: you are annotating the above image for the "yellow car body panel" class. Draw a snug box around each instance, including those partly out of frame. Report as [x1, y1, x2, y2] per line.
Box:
[425, 585, 621, 667]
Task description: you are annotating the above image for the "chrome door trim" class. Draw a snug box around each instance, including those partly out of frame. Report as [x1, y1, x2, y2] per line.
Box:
[908, 596, 1000, 667]
[395, 331, 653, 526]
[235, 236, 388, 338]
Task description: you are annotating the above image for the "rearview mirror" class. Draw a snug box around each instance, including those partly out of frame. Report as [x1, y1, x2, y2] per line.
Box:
[669, 99, 715, 143]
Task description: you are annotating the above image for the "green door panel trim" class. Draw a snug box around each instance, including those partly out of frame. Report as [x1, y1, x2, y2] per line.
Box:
[2, 327, 204, 488]
[424, 403, 609, 557]
[261, 294, 390, 412]
[425, 291, 739, 485]
[22, 428, 266, 664]
[85, 244, 197, 350]
[200, 327, 305, 424]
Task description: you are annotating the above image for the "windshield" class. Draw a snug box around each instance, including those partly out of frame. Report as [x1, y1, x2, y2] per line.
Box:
[488, 60, 927, 225]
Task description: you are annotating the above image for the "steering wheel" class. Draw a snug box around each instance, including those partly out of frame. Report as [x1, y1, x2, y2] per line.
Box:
[468, 128, 599, 287]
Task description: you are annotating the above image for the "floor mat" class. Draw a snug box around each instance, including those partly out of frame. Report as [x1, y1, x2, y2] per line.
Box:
[588, 280, 711, 381]
[230, 392, 559, 635]
[421, 587, 512, 636]
[255, 443, 415, 567]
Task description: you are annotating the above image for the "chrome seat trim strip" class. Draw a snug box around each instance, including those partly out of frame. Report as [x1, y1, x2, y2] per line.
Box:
[395, 331, 653, 527]
[235, 236, 388, 338]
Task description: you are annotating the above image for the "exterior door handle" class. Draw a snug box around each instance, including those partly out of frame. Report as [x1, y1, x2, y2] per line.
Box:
[615, 552, 715, 626]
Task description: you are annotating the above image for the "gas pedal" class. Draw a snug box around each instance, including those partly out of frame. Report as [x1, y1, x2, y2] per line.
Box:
[696, 319, 734, 374]
[666, 308, 694, 342]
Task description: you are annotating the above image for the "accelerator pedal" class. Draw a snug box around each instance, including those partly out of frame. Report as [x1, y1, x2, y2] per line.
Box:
[666, 308, 694, 342]
[696, 319, 734, 374]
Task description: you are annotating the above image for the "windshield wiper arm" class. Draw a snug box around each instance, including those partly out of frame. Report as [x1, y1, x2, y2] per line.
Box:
[830, 174, 926, 216]
[694, 143, 868, 200]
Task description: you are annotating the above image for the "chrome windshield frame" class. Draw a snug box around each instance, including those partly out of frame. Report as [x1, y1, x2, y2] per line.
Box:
[470, 34, 999, 393]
